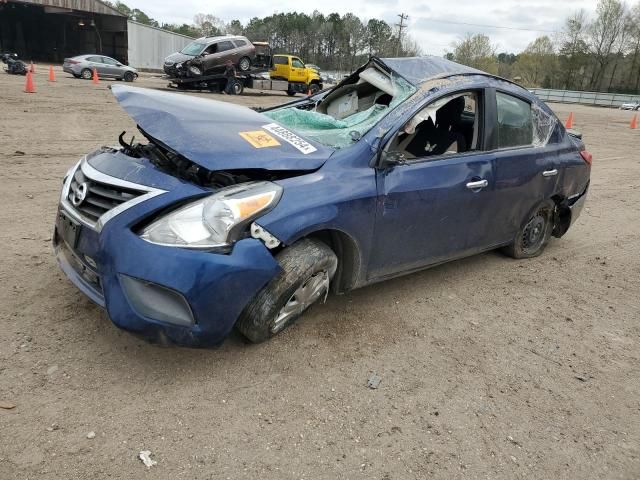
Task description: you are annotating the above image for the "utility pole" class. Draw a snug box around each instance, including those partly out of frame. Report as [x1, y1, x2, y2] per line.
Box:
[396, 13, 408, 56]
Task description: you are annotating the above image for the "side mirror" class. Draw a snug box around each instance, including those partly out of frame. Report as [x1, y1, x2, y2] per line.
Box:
[379, 150, 407, 168]
[116, 63, 123, 67]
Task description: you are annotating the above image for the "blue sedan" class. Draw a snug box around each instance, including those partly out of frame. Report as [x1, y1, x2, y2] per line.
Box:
[53, 56, 591, 346]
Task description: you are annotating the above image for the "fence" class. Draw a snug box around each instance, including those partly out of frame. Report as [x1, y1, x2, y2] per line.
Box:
[530, 88, 640, 108]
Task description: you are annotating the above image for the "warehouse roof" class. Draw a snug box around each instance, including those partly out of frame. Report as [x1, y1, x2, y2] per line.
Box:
[10, 0, 126, 17]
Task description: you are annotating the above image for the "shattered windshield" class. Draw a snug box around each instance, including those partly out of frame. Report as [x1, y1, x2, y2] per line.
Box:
[263, 69, 416, 149]
[181, 42, 206, 56]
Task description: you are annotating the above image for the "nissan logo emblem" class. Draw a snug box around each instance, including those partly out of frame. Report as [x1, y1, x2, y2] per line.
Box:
[70, 182, 90, 207]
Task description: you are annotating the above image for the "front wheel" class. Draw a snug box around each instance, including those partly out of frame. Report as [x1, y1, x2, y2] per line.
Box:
[502, 201, 554, 259]
[236, 239, 338, 343]
[123, 71, 135, 82]
[309, 83, 320, 94]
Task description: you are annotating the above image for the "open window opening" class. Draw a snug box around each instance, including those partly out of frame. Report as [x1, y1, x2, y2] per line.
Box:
[263, 60, 416, 149]
[203, 44, 218, 55]
[386, 91, 481, 161]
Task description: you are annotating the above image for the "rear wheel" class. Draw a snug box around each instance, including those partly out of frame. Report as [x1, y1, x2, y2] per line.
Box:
[80, 68, 92, 80]
[502, 200, 554, 259]
[238, 56, 251, 72]
[286, 88, 296, 96]
[227, 79, 244, 95]
[236, 239, 338, 343]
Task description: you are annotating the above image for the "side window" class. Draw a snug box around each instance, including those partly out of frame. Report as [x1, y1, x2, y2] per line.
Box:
[87, 56, 102, 63]
[217, 41, 234, 52]
[102, 57, 119, 66]
[387, 91, 482, 161]
[291, 58, 304, 68]
[273, 56, 288, 65]
[496, 92, 533, 148]
[234, 39, 247, 47]
[203, 44, 218, 55]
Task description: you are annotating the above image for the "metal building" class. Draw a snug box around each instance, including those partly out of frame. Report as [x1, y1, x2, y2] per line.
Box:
[0, 0, 194, 69]
[0, 0, 128, 63]
[127, 20, 193, 71]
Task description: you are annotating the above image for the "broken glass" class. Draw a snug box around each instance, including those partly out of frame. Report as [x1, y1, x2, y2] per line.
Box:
[263, 74, 415, 149]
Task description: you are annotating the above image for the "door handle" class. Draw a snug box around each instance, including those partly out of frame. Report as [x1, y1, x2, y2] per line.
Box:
[542, 169, 558, 177]
[466, 179, 488, 189]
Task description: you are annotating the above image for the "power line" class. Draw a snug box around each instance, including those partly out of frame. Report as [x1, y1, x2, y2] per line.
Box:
[418, 17, 560, 34]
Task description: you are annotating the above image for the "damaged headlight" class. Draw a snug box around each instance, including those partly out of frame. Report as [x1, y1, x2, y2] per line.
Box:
[140, 182, 282, 249]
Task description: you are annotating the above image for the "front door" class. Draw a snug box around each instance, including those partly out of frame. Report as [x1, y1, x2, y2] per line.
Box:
[100, 56, 121, 77]
[368, 90, 499, 279]
[205, 40, 236, 71]
[289, 57, 307, 84]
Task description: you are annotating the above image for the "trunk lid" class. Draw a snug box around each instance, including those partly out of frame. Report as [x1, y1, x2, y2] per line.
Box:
[111, 85, 333, 172]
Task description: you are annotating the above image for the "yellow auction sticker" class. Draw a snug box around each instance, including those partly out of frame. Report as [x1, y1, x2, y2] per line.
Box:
[239, 130, 281, 148]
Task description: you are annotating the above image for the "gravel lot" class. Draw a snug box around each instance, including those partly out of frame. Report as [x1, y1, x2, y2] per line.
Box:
[1, 67, 638, 479]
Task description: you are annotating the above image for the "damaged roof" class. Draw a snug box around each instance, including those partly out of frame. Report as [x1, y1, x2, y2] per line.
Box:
[381, 56, 485, 86]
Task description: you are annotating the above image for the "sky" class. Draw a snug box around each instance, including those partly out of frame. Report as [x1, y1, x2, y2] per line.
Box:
[128, 0, 601, 55]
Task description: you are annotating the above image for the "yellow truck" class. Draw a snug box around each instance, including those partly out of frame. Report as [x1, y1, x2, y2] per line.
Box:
[270, 54, 323, 96]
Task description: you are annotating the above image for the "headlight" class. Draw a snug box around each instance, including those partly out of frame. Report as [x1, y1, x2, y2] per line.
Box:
[140, 182, 282, 249]
[188, 65, 202, 76]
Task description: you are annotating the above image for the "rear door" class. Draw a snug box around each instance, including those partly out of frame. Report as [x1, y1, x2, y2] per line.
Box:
[483, 89, 560, 245]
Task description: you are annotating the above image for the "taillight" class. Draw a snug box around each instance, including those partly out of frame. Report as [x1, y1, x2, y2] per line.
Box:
[580, 150, 593, 166]
[66, 59, 80, 65]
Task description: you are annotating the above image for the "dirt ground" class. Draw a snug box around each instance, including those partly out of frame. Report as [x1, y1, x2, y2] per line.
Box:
[0, 66, 638, 479]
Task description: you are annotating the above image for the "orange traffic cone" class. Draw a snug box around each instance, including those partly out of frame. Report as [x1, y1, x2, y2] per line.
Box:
[631, 114, 638, 130]
[24, 71, 36, 93]
[48, 65, 56, 82]
[565, 112, 574, 129]
[92, 67, 99, 84]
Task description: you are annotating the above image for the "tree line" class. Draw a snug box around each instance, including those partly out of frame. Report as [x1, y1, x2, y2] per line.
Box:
[107, 0, 640, 93]
[105, 2, 421, 72]
[448, 0, 640, 93]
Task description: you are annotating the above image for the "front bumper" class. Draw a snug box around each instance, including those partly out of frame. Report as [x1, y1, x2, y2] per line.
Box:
[54, 208, 280, 346]
[53, 154, 281, 346]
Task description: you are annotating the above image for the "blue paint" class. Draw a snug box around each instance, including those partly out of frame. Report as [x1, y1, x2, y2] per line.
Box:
[55, 60, 590, 346]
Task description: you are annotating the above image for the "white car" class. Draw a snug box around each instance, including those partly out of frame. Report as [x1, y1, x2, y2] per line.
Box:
[620, 101, 640, 110]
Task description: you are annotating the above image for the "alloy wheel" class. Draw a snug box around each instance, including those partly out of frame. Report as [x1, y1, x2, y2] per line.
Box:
[271, 271, 329, 333]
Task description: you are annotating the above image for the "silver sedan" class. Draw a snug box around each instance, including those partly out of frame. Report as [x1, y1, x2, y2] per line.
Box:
[63, 55, 138, 81]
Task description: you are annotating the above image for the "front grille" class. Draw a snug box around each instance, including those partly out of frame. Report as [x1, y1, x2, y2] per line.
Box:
[68, 166, 144, 224]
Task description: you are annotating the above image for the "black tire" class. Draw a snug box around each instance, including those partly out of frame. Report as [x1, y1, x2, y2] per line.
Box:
[502, 200, 555, 259]
[238, 56, 251, 72]
[236, 239, 338, 343]
[123, 71, 135, 82]
[309, 83, 320, 94]
[227, 79, 244, 95]
[80, 68, 93, 80]
[72, 73, 81, 78]
[286, 89, 296, 96]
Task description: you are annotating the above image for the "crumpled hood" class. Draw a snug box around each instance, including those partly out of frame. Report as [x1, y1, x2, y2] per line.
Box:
[164, 52, 194, 65]
[111, 85, 333, 172]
